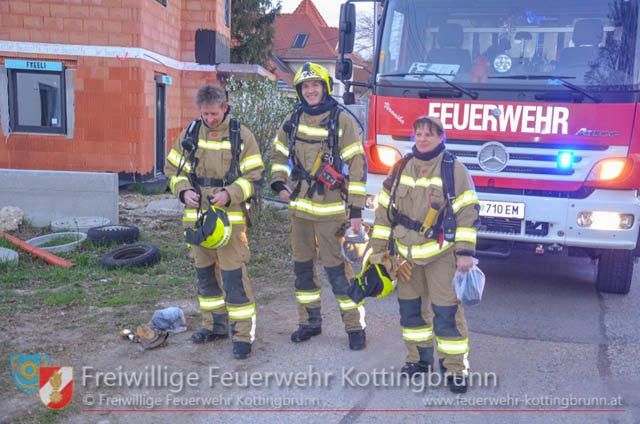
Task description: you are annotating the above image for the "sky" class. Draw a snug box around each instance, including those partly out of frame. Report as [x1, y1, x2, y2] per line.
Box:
[279, 0, 371, 28]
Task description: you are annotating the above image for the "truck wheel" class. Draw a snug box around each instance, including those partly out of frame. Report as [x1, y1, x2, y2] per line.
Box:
[101, 243, 160, 269]
[596, 249, 633, 294]
[632, 231, 640, 256]
[88, 225, 139, 245]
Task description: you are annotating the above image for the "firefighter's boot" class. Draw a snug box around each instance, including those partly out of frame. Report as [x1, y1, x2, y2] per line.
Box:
[326, 263, 366, 348]
[192, 265, 228, 344]
[401, 362, 432, 377]
[291, 324, 322, 342]
[447, 375, 468, 394]
[347, 329, 366, 350]
[233, 341, 251, 360]
[401, 345, 433, 375]
[293, 259, 322, 342]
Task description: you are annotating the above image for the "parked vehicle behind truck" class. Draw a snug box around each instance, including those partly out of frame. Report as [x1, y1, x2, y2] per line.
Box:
[336, 0, 640, 294]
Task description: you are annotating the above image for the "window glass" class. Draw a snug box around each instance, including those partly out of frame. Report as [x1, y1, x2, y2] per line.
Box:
[377, 0, 639, 90]
[9, 70, 66, 134]
[292, 34, 310, 49]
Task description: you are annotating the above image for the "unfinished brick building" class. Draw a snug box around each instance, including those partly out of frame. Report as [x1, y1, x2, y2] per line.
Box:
[0, 0, 266, 182]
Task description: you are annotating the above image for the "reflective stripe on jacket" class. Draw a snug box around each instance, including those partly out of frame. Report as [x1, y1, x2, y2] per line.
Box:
[270, 108, 367, 221]
[164, 115, 264, 227]
[371, 151, 479, 265]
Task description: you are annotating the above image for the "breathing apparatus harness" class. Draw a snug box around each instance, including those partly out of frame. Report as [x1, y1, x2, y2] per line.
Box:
[386, 150, 458, 254]
[176, 115, 255, 229]
[283, 102, 348, 201]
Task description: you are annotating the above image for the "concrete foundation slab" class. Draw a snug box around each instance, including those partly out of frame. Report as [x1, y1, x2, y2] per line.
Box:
[0, 169, 118, 227]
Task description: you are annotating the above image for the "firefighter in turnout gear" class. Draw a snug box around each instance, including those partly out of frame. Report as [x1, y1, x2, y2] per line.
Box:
[271, 62, 368, 350]
[370, 116, 480, 393]
[164, 84, 264, 360]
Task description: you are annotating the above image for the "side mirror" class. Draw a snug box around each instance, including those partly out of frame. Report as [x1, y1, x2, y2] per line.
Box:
[339, 3, 356, 54]
[336, 58, 353, 81]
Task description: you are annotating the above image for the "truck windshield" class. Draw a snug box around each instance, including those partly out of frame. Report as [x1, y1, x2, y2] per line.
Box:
[377, 0, 640, 90]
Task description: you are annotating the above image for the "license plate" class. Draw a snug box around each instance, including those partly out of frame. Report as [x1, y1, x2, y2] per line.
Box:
[479, 201, 525, 219]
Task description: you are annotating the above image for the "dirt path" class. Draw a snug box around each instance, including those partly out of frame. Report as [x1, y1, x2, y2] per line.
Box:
[2, 191, 297, 423]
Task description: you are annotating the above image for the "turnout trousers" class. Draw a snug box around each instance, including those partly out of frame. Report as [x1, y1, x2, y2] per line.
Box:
[290, 216, 366, 332]
[191, 225, 256, 344]
[397, 249, 469, 376]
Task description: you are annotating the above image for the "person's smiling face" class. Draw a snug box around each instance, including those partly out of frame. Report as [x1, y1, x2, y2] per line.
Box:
[414, 123, 443, 153]
[301, 80, 324, 106]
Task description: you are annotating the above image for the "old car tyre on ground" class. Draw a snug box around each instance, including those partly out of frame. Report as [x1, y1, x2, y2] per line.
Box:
[101, 243, 160, 269]
[88, 225, 140, 245]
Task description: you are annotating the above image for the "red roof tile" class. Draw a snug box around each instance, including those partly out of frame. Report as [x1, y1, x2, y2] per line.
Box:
[293, 0, 329, 27]
[321, 27, 339, 50]
[272, 0, 338, 60]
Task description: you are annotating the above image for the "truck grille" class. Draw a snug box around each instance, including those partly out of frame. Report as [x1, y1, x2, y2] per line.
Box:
[479, 217, 550, 237]
[480, 217, 521, 234]
[446, 138, 626, 182]
[476, 185, 595, 199]
[465, 164, 575, 175]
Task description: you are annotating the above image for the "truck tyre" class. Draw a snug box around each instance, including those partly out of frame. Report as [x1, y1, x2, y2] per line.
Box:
[632, 231, 640, 257]
[101, 243, 160, 269]
[88, 225, 139, 245]
[596, 249, 633, 294]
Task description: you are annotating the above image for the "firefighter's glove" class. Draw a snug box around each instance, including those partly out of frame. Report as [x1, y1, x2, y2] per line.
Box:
[368, 252, 394, 279]
[397, 258, 413, 282]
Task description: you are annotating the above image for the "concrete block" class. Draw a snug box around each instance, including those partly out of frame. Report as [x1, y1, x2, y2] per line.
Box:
[0, 169, 118, 227]
[0, 247, 19, 265]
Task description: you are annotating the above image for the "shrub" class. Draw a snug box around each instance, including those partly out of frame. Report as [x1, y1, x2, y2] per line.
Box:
[227, 77, 295, 210]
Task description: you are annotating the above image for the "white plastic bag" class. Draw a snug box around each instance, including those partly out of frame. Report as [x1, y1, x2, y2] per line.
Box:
[151, 306, 187, 333]
[452, 258, 485, 306]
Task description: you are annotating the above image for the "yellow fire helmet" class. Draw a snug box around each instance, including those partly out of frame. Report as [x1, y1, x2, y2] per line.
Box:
[293, 62, 332, 101]
[346, 249, 396, 303]
[184, 205, 231, 249]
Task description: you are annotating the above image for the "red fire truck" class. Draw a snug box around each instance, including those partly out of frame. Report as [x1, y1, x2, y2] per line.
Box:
[336, 0, 640, 294]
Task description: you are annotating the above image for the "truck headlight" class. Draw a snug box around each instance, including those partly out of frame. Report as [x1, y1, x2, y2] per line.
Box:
[577, 211, 634, 230]
[375, 145, 401, 168]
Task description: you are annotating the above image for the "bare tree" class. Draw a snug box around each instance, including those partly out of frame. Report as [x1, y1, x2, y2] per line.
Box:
[354, 10, 375, 61]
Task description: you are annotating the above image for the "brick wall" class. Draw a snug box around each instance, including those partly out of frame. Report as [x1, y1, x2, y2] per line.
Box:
[0, 0, 231, 176]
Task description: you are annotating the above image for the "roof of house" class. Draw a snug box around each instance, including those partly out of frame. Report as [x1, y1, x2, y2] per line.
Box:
[270, 0, 339, 87]
[269, 0, 372, 91]
[272, 0, 338, 60]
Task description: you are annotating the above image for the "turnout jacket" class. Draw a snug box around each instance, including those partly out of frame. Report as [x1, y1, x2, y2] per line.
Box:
[270, 108, 367, 221]
[164, 114, 264, 228]
[370, 151, 479, 265]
